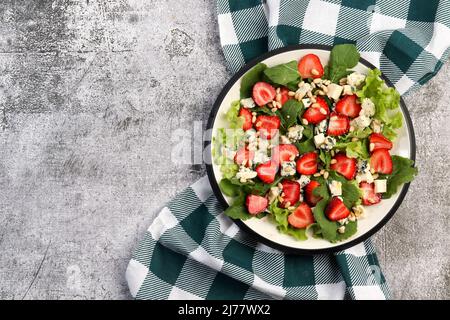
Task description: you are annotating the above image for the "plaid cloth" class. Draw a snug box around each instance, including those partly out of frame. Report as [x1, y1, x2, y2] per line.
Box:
[126, 0, 450, 300]
[218, 0, 450, 95]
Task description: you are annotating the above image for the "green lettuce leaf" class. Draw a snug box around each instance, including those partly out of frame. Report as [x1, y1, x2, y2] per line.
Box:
[240, 63, 267, 98]
[226, 100, 244, 129]
[335, 139, 370, 159]
[383, 155, 418, 199]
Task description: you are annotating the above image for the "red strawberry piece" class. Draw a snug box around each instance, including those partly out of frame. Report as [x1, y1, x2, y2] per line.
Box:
[234, 146, 254, 167]
[302, 96, 330, 124]
[304, 180, 322, 207]
[369, 133, 393, 152]
[325, 197, 351, 221]
[370, 149, 393, 174]
[296, 152, 318, 175]
[288, 203, 315, 228]
[255, 160, 278, 184]
[297, 54, 324, 79]
[252, 82, 276, 107]
[246, 194, 268, 215]
[272, 144, 299, 165]
[280, 179, 301, 208]
[360, 182, 381, 206]
[330, 153, 357, 180]
[279, 87, 291, 105]
[335, 95, 361, 118]
[327, 112, 350, 136]
[255, 115, 280, 139]
[239, 107, 253, 131]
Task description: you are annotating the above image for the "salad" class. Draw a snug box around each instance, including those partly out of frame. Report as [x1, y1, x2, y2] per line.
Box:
[213, 44, 417, 243]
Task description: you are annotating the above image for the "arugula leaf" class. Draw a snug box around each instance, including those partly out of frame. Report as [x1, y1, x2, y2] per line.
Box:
[327, 44, 360, 83]
[331, 221, 357, 243]
[277, 99, 304, 129]
[263, 61, 300, 86]
[219, 178, 242, 197]
[383, 156, 418, 199]
[312, 198, 338, 241]
[240, 63, 267, 98]
[224, 205, 252, 221]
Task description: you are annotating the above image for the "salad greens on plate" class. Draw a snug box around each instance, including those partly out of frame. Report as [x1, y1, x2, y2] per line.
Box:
[213, 44, 417, 243]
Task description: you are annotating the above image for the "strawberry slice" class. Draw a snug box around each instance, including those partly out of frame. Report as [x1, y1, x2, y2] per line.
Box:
[330, 153, 357, 180]
[239, 107, 253, 131]
[246, 194, 268, 215]
[272, 144, 299, 165]
[288, 203, 315, 228]
[255, 115, 280, 139]
[325, 197, 351, 221]
[252, 82, 276, 107]
[298, 54, 324, 79]
[370, 149, 393, 174]
[234, 146, 254, 167]
[280, 179, 300, 208]
[255, 160, 278, 184]
[335, 95, 361, 118]
[302, 96, 330, 124]
[360, 182, 381, 206]
[304, 180, 322, 207]
[327, 112, 350, 136]
[369, 133, 393, 152]
[296, 152, 318, 175]
[279, 87, 291, 105]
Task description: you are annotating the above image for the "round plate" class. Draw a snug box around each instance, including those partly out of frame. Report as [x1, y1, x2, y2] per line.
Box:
[205, 44, 415, 254]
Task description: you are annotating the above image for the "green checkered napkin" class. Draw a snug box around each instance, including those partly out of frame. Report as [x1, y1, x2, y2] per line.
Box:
[126, 0, 450, 300]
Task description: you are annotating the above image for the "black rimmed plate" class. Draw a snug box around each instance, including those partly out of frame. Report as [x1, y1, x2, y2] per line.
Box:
[205, 44, 415, 254]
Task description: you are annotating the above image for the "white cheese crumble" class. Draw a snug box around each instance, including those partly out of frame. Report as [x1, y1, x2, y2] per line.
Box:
[328, 180, 342, 196]
[240, 97, 256, 109]
[355, 171, 374, 184]
[268, 186, 281, 203]
[342, 85, 353, 95]
[374, 179, 387, 193]
[360, 98, 375, 117]
[280, 135, 291, 144]
[281, 161, 296, 177]
[287, 125, 304, 142]
[314, 119, 328, 135]
[351, 115, 371, 130]
[327, 83, 343, 100]
[297, 175, 310, 187]
[253, 150, 269, 164]
[245, 128, 257, 142]
[235, 166, 257, 183]
[302, 98, 312, 108]
[297, 82, 312, 99]
[314, 133, 326, 148]
[320, 136, 336, 151]
[347, 72, 366, 88]
[221, 146, 236, 160]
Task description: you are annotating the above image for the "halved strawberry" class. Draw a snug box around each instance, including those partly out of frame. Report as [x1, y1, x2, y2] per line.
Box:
[304, 180, 322, 207]
[335, 95, 361, 118]
[279, 87, 291, 105]
[296, 152, 318, 175]
[330, 153, 357, 180]
[252, 82, 276, 107]
[246, 194, 268, 215]
[302, 96, 330, 124]
[298, 54, 324, 79]
[234, 146, 254, 167]
[255, 160, 278, 184]
[239, 107, 253, 131]
[272, 144, 299, 165]
[255, 115, 280, 139]
[369, 133, 393, 152]
[325, 197, 351, 221]
[360, 182, 381, 206]
[327, 112, 350, 136]
[288, 203, 314, 228]
[280, 179, 300, 208]
[370, 149, 393, 174]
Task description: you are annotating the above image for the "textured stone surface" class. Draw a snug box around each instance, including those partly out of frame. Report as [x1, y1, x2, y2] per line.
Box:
[0, 0, 448, 300]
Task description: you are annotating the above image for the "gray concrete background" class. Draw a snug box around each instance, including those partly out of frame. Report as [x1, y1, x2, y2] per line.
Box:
[0, 0, 448, 300]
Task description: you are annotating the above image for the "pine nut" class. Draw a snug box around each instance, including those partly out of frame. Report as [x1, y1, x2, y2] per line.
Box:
[349, 126, 355, 132]
[278, 196, 284, 202]
[370, 168, 376, 174]
[252, 112, 257, 116]
[256, 121, 262, 127]
[288, 206, 296, 211]
[369, 143, 375, 152]
[302, 119, 309, 125]
[331, 159, 337, 164]
[271, 107, 277, 113]
[278, 183, 283, 189]
[317, 90, 325, 95]
[288, 91, 296, 96]
[252, 115, 256, 123]
[284, 201, 291, 207]
[330, 150, 335, 157]
[313, 78, 322, 84]
[323, 171, 329, 179]
[276, 93, 282, 102]
[319, 108, 327, 115]
[322, 86, 328, 93]
[313, 173, 321, 177]
[320, 169, 325, 175]
[311, 68, 319, 76]
[276, 87, 281, 94]
[312, 103, 320, 108]
[352, 137, 359, 142]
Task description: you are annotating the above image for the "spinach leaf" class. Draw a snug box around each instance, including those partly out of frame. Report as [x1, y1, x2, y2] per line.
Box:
[219, 178, 242, 197]
[224, 205, 252, 220]
[277, 99, 304, 129]
[331, 221, 357, 243]
[263, 61, 300, 86]
[312, 198, 338, 241]
[383, 156, 418, 199]
[240, 63, 267, 98]
[327, 44, 360, 83]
